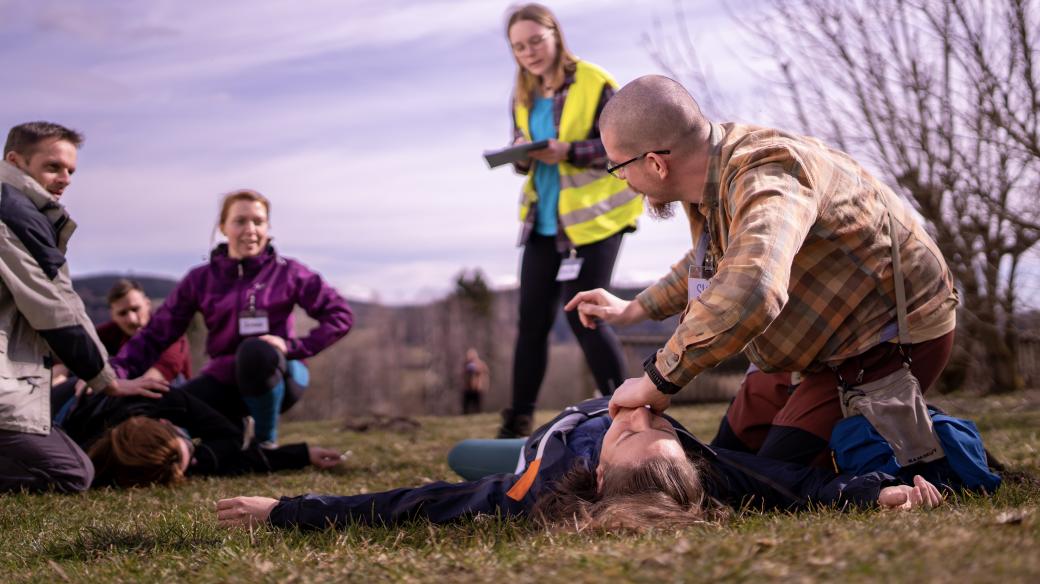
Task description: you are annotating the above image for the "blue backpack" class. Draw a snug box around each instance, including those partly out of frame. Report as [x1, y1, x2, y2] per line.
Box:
[830, 408, 1001, 493]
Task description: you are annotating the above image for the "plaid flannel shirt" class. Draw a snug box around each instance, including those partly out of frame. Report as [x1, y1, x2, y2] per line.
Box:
[637, 122, 958, 389]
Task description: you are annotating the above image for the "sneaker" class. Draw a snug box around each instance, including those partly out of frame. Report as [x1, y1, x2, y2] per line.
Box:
[496, 408, 533, 439]
[258, 440, 279, 449]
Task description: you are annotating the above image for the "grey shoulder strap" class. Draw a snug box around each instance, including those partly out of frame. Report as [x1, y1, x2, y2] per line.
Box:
[887, 210, 911, 345]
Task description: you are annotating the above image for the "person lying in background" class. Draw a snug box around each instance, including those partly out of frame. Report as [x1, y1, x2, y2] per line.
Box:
[216, 397, 950, 531]
[60, 387, 342, 488]
[51, 278, 193, 420]
[109, 189, 354, 448]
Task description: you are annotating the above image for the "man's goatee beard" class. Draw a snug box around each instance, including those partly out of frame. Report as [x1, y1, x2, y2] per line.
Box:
[646, 201, 676, 220]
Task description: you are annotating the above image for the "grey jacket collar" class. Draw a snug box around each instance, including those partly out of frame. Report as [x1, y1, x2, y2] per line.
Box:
[0, 160, 77, 248]
[0, 160, 60, 209]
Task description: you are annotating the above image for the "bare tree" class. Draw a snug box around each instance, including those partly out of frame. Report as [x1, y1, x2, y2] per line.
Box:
[653, 0, 1040, 392]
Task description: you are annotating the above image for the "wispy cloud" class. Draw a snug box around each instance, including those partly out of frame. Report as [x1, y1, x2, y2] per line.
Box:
[4, 0, 742, 303]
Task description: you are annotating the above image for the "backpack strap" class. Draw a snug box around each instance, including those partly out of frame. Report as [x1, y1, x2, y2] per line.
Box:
[506, 411, 592, 501]
[888, 210, 912, 348]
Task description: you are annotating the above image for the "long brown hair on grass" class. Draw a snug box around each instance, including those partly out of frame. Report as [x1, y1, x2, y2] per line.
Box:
[532, 454, 729, 532]
[88, 416, 186, 488]
[506, 3, 579, 110]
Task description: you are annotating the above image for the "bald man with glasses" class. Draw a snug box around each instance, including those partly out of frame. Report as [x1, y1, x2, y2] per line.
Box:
[566, 76, 958, 467]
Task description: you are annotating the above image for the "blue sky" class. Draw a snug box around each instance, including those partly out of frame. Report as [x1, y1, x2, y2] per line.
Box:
[0, 0, 752, 299]
[9, 0, 1033, 306]
[2, 0, 767, 303]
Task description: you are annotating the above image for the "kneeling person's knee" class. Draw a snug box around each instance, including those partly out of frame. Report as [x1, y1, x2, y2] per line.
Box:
[235, 337, 286, 396]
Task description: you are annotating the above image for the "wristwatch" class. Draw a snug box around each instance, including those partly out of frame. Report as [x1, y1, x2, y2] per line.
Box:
[642, 353, 683, 395]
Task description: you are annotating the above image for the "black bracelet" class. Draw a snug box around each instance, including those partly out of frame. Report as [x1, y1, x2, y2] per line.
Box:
[642, 353, 683, 395]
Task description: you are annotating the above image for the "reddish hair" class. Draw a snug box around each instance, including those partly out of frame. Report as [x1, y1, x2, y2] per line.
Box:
[218, 189, 270, 226]
[88, 416, 187, 488]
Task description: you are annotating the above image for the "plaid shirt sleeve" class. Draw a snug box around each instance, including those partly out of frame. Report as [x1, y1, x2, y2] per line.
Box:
[636, 249, 695, 320]
[652, 156, 819, 387]
[566, 84, 613, 168]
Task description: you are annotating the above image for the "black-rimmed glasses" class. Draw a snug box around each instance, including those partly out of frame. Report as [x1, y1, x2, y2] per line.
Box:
[606, 150, 670, 178]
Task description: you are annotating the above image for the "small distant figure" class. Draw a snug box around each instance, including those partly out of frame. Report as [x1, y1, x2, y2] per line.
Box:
[462, 348, 489, 415]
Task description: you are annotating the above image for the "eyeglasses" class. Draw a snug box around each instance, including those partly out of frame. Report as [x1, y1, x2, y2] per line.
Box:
[512, 32, 552, 55]
[606, 150, 670, 178]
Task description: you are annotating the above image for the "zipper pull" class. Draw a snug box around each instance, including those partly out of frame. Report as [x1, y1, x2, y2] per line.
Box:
[237, 263, 244, 278]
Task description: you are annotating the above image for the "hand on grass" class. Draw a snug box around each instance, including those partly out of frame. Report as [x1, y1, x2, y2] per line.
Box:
[878, 475, 944, 510]
[608, 374, 671, 418]
[216, 496, 278, 528]
[308, 446, 344, 469]
[259, 335, 287, 354]
[103, 376, 169, 399]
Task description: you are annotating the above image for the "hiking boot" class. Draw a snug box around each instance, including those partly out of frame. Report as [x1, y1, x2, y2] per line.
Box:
[496, 408, 533, 438]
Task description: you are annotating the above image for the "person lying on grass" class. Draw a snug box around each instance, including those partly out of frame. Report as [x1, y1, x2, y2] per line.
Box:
[216, 397, 945, 531]
[60, 388, 343, 488]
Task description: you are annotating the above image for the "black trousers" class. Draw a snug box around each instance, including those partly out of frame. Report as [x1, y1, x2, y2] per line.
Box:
[462, 390, 483, 415]
[177, 338, 302, 430]
[510, 232, 627, 416]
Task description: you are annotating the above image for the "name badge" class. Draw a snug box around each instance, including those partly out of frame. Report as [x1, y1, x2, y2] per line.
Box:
[556, 257, 584, 282]
[238, 311, 270, 336]
[688, 266, 715, 301]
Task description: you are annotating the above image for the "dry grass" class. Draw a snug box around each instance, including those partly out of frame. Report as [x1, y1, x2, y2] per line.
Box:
[1, 394, 1038, 583]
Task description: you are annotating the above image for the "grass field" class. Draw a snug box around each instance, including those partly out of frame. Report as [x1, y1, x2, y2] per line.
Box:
[2, 392, 1039, 583]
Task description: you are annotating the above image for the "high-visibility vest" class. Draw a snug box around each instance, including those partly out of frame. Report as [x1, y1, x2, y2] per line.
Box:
[514, 61, 642, 246]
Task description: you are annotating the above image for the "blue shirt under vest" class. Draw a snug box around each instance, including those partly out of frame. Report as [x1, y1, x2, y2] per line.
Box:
[529, 97, 560, 236]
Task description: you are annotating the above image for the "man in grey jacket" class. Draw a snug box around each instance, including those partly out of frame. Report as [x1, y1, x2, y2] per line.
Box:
[0, 121, 167, 493]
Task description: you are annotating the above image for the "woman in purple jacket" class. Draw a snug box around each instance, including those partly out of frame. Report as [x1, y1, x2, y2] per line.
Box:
[111, 189, 353, 446]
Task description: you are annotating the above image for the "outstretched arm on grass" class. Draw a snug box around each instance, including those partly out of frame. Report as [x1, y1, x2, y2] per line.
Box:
[217, 472, 528, 530]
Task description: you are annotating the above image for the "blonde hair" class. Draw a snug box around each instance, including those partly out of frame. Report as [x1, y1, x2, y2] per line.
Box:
[532, 454, 729, 531]
[506, 3, 579, 110]
[88, 416, 187, 488]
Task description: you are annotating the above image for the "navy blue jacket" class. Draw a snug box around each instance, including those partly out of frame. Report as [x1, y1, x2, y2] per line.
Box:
[270, 398, 899, 529]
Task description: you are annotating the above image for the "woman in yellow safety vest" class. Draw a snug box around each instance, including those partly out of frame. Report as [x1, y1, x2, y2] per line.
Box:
[497, 3, 641, 438]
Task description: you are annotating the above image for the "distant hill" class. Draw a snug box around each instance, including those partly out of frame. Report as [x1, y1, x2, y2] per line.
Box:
[72, 275, 677, 339]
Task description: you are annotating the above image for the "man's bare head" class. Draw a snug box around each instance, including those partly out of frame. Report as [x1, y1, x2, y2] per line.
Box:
[601, 75, 708, 158]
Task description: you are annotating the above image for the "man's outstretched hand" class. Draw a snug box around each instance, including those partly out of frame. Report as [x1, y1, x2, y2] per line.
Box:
[564, 288, 646, 330]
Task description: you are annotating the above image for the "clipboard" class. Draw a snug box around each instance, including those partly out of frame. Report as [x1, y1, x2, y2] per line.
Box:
[483, 140, 550, 168]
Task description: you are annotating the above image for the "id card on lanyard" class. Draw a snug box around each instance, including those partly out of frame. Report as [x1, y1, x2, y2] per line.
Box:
[688, 231, 715, 301]
[238, 283, 269, 336]
[688, 266, 714, 301]
[556, 248, 584, 282]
